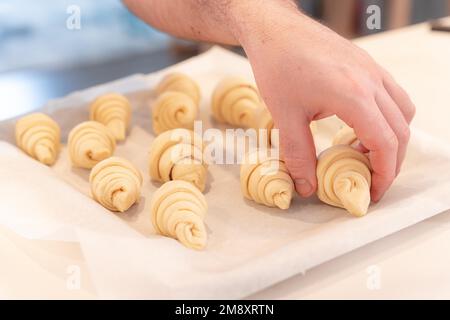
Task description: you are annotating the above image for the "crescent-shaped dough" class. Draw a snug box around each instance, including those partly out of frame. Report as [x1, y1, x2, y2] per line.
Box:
[89, 93, 131, 141]
[156, 73, 201, 106]
[240, 150, 294, 209]
[316, 145, 372, 217]
[211, 77, 263, 128]
[90, 157, 143, 212]
[253, 107, 317, 148]
[15, 113, 61, 165]
[152, 91, 198, 135]
[333, 125, 358, 147]
[149, 128, 207, 192]
[68, 121, 116, 169]
[150, 180, 208, 250]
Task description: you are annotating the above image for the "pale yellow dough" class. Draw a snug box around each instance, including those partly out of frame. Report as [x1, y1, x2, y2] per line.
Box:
[240, 150, 294, 209]
[149, 128, 207, 192]
[15, 113, 61, 165]
[333, 125, 358, 147]
[155, 73, 201, 106]
[150, 180, 208, 250]
[316, 145, 371, 217]
[90, 157, 143, 212]
[68, 121, 116, 169]
[152, 91, 198, 134]
[89, 93, 131, 141]
[211, 77, 263, 128]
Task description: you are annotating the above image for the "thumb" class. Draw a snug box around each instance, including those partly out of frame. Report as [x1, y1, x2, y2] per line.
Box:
[277, 116, 317, 197]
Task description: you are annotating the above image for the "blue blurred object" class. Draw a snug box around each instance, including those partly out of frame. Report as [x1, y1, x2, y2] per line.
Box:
[0, 0, 170, 72]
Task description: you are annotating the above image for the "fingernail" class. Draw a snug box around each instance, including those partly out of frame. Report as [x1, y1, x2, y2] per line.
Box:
[295, 179, 313, 197]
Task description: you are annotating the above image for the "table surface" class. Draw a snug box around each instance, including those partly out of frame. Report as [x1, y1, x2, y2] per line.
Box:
[1, 20, 450, 299]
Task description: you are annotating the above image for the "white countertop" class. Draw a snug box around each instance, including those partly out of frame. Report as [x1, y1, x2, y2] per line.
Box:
[1, 20, 449, 299]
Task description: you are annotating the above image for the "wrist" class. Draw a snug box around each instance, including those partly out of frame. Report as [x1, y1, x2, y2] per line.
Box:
[225, 0, 303, 49]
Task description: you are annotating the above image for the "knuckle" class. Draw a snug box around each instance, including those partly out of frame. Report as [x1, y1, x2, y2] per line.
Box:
[340, 67, 379, 105]
[395, 86, 416, 122]
[351, 81, 373, 102]
[404, 102, 416, 122]
[384, 131, 399, 151]
[280, 138, 300, 155]
[283, 156, 314, 174]
[397, 125, 411, 144]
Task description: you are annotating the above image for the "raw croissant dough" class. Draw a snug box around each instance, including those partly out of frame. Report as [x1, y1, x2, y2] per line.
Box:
[152, 91, 198, 134]
[333, 125, 358, 146]
[212, 77, 263, 128]
[68, 121, 116, 169]
[90, 157, 143, 212]
[15, 113, 61, 165]
[89, 93, 131, 141]
[240, 150, 294, 209]
[149, 128, 207, 191]
[150, 180, 208, 250]
[316, 145, 371, 217]
[156, 73, 201, 106]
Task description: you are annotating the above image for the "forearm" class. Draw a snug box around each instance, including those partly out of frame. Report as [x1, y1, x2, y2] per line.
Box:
[123, 0, 299, 46]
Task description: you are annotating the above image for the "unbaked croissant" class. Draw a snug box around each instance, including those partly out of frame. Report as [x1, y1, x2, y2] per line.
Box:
[90, 157, 143, 212]
[150, 180, 208, 250]
[89, 93, 131, 141]
[149, 128, 207, 192]
[212, 77, 263, 128]
[15, 113, 61, 165]
[68, 121, 116, 169]
[152, 91, 198, 134]
[333, 125, 358, 146]
[240, 150, 294, 209]
[156, 73, 201, 106]
[316, 145, 371, 217]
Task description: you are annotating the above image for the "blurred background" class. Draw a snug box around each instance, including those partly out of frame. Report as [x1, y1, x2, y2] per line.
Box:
[0, 0, 449, 120]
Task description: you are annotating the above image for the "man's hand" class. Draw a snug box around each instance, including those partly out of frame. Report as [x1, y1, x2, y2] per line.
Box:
[124, 0, 416, 201]
[233, 2, 415, 200]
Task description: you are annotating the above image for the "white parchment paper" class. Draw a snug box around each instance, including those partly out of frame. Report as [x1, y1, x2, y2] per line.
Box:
[1, 47, 450, 299]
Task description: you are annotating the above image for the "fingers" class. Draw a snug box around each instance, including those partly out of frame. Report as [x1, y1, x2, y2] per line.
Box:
[381, 69, 416, 124]
[337, 99, 398, 202]
[278, 114, 317, 197]
[376, 90, 411, 176]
